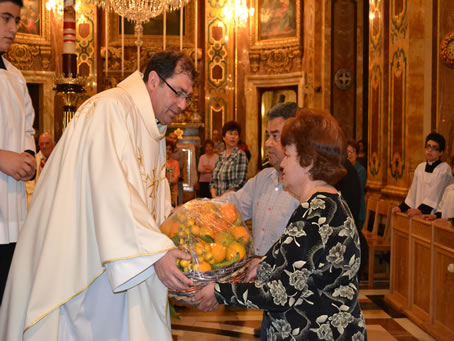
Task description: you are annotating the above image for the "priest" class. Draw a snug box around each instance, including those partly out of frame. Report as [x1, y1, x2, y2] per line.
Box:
[0, 50, 197, 340]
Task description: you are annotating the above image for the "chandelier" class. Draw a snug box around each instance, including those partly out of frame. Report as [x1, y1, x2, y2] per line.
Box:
[223, 0, 254, 27]
[88, 0, 190, 24]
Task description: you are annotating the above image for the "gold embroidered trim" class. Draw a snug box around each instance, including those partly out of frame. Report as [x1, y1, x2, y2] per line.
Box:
[101, 247, 175, 265]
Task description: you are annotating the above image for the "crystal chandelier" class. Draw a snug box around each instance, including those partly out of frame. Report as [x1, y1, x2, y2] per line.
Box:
[223, 0, 254, 27]
[88, 0, 190, 23]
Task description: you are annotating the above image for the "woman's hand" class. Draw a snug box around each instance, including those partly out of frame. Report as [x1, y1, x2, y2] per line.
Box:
[245, 257, 261, 282]
[193, 283, 219, 312]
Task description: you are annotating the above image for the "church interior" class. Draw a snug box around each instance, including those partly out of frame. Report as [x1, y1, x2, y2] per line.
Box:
[5, 0, 454, 339]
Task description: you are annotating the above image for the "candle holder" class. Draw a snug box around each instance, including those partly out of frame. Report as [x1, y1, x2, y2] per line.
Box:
[54, 74, 87, 129]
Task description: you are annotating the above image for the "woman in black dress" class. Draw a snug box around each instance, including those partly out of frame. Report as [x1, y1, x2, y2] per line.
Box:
[195, 109, 367, 340]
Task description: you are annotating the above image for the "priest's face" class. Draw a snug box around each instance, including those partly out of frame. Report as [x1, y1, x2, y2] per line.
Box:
[0, 2, 21, 53]
[147, 68, 193, 126]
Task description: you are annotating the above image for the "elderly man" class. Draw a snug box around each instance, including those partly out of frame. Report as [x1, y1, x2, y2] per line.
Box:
[25, 132, 56, 206]
[0, 50, 197, 341]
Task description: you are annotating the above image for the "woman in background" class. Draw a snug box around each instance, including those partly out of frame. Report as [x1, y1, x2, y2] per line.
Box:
[347, 140, 367, 229]
[166, 138, 180, 207]
[210, 121, 248, 197]
[196, 109, 366, 340]
[197, 139, 218, 198]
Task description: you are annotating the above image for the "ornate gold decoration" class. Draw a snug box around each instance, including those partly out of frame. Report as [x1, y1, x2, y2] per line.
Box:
[54, 75, 87, 129]
[40, 46, 52, 70]
[440, 31, 454, 68]
[5, 44, 39, 68]
[248, 47, 301, 74]
[334, 68, 353, 90]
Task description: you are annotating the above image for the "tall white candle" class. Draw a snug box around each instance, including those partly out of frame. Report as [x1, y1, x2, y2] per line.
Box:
[105, 5, 108, 76]
[180, 7, 183, 51]
[163, 10, 166, 50]
[194, 0, 197, 70]
[121, 15, 124, 77]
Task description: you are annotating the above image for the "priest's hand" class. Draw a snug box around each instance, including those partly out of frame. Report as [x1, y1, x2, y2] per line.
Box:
[155, 249, 193, 290]
[193, 283, 219, 312]
[0, 150, 36, 181]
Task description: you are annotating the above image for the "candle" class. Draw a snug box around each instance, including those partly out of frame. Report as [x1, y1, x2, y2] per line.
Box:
[63, 0, 76, 55]
[121, 15, 124, 77]
[163, 10, 166, 50]
[194, 0, 197, 70]
[180, 7, 183, 51]
[105, 5, 108, 76]
[63, 0, 76, 77]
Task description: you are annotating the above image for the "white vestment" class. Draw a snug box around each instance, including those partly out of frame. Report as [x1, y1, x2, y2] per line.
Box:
[404, 161, 453, 213]
[0, 71, 176, 341]
[437, 183, 454, 219]
[0, 57, 36, 244]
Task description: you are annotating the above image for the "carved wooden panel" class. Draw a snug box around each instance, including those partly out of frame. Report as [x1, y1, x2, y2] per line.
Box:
[433, 247, 454, 340]
[410, 237, 431, 320]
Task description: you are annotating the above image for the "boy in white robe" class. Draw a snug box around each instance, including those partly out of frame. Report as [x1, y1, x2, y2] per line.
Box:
[0, 50, 197, 341]
[0, 0, 36, 306]
[392, 132, 453, 217]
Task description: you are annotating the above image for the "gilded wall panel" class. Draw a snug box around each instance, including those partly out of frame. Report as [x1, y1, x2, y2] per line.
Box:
[205, 0, 234, 133]
[389, 48, 407, 182]
[369, 64, 382, 179]
[390, 0, 407, 43]
[76, 4, 97, 98]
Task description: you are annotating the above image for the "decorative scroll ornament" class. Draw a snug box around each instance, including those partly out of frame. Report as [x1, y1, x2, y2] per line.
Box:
[440, 31, 454, 68]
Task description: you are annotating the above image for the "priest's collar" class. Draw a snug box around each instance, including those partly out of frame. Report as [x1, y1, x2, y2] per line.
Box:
[425, 159, 441, 173]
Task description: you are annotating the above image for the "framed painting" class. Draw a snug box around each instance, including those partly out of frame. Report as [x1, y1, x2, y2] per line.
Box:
[251, 0, 301, 49]
[15, 0, 51, 46]
[109, 4, 195, 47]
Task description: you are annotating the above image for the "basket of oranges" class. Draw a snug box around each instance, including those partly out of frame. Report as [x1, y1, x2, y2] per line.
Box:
[160, 199, 252, 304]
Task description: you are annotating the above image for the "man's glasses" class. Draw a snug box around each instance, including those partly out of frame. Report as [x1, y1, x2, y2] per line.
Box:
[425, 144, 440, 152]
[157, 73, 192, 106]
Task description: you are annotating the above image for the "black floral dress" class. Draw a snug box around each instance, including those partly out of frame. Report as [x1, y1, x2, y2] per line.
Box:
[214, 192, 367, 340]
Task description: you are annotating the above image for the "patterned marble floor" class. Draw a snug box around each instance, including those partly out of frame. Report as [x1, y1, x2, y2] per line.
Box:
[170, 285, 435, 341]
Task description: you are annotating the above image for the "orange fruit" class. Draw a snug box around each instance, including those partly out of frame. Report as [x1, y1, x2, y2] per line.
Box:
[220, 202, 239, 224]
[198, 261, 212, 272]
[232, 226, 250, 244]
[159, 219, 173, 235]
[169, 222, 182, 238]
[226, 241, 246, 261]
[214, 231, 235, 246]
[199, 226, 214, 239]
[213, 218, 230, 232]
[199, 211, 218, 228]
[210, 243, 227, 263]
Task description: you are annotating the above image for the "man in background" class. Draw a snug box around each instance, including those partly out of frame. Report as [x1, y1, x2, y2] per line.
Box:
[0, 0, 36, 305]
[26, 132, 55, 206]
[212, 128, 225, 154]
[221, 102, 300, 276]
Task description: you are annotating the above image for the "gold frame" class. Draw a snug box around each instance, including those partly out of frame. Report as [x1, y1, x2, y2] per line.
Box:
[15, 0, 51, 46]
[250, 0, 301, 50]
[108, 4, 195, 47]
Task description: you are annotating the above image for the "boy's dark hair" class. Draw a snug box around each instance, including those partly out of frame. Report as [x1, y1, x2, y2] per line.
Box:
[143, 49, 197, 83]
[222, 121, 241, 137]
[425, 132, 446, 152]
[0, 0, 23, 6]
